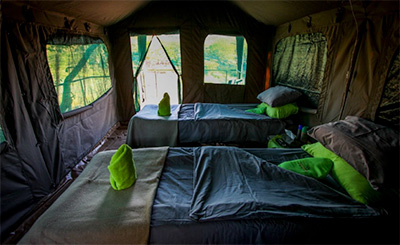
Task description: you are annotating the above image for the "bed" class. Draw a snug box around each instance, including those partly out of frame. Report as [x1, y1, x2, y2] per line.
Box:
[150, 146, 397, 244]
[19, 144, 398, 243]
[126, 103, 287, 148]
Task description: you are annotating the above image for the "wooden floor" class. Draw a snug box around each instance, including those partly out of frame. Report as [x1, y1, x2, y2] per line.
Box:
[97, 123, 128, 151]
[69, 122, 128, 178]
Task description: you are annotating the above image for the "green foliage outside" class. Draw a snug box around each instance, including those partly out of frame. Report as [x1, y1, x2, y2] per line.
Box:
[0, 126, 5, 143]
[130, 35, 182, 109]
[130, 34, 247, 86]
[131, 36, 151, 74]
[204, 35, 247, 85]
[46, 43, 112, 114]
[130, 35, 181, 74]
[158, 35, 181, 73]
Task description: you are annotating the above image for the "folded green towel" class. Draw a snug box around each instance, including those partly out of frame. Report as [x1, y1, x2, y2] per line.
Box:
[108, 144, 137, 190]
[158, 92, 171, 116]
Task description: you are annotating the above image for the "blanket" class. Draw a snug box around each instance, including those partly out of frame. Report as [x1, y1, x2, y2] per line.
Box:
[194, 103, 269, 120]
[179, 103, 286, 144]
[190, 146, 381, 221]
[19, 147, 169, 244]
[126, 104, 180, 147]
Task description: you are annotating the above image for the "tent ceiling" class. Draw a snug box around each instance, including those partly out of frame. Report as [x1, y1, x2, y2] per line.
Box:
[9, 0, 150, 26]
[8, 0, 343, 27]
[234, 1, 343, 26]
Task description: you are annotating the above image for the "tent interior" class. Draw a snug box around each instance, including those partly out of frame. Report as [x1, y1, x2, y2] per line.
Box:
[1, 0, 399, 243]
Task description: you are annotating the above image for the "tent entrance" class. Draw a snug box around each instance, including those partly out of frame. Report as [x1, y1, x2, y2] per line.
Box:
[130, 34, 181, 110]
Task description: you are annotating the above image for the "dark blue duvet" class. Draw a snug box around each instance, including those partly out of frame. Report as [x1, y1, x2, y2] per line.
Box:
[178, 103, 286, 144]
[150, 147, 396, 244]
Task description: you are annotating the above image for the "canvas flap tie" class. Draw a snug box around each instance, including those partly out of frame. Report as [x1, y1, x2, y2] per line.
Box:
[158, 92, 171, 116]
[108, 144, 137, 190]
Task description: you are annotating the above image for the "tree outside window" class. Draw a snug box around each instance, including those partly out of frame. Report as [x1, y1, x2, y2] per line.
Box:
[204, 35, 248, 85]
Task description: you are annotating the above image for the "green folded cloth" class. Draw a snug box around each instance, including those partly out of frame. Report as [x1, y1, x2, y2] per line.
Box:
[246, 103, 269, 114]
[158, 92, 171, 116]
[278, 157, 333, 179]
[108, 144, 137, 191]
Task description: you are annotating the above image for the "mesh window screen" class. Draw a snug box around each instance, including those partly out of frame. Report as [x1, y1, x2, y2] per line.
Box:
[204, 35, 248, 85]
[46, 39, 111, 114]
[130, 34, 181, 110]
[0, 106, 4, 143]
[130, 35, 151, 75]
[273, 33, 327, 108]
[158, 35, 182, 74]
[0, 126, 5, 143]
[376, 48, 400, 128]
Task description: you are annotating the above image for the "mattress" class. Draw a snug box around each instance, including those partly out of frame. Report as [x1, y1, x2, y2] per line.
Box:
[126, 103, 286, 147]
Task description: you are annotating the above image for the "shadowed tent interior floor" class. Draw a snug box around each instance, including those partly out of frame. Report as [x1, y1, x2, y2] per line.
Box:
[4, 123, 128, 244]
[67, 122, 129, 180]
[100, 123, 129, 151]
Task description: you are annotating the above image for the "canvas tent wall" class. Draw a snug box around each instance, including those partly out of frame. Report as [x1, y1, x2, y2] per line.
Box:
[1, 3, 119, 240]
[0, 1, 273, 240]
[272, 1, 399, 126]
[107, 0, 399, 125]
[109, 1, 275, 121]
[1, 0, 399, 243]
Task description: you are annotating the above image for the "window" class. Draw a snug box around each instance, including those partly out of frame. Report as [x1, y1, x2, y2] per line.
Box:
[46, 39, 112, 114]
[1, 108, 6, 144]
[376, 48, 400, 127]
[0, 126, 5, 144]
[273, 33, 327, 108]
[204, 35, 247, 85]
[130, 34, 181, 109]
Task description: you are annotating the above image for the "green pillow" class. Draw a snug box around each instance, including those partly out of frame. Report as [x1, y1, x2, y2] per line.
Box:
[278, 157, 333, 179]
[301, 142, 381, 204]
[265, 102, 299, 119]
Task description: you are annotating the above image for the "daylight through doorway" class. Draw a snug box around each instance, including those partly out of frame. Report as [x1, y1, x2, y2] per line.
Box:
[130, 34, 181, 110]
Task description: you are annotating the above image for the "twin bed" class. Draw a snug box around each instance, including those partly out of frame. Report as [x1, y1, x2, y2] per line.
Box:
[20, 147, 398, 243]
[19, 104, 399, 243]
[126, 103, 287, 147]
[149, 146, 395, 244]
